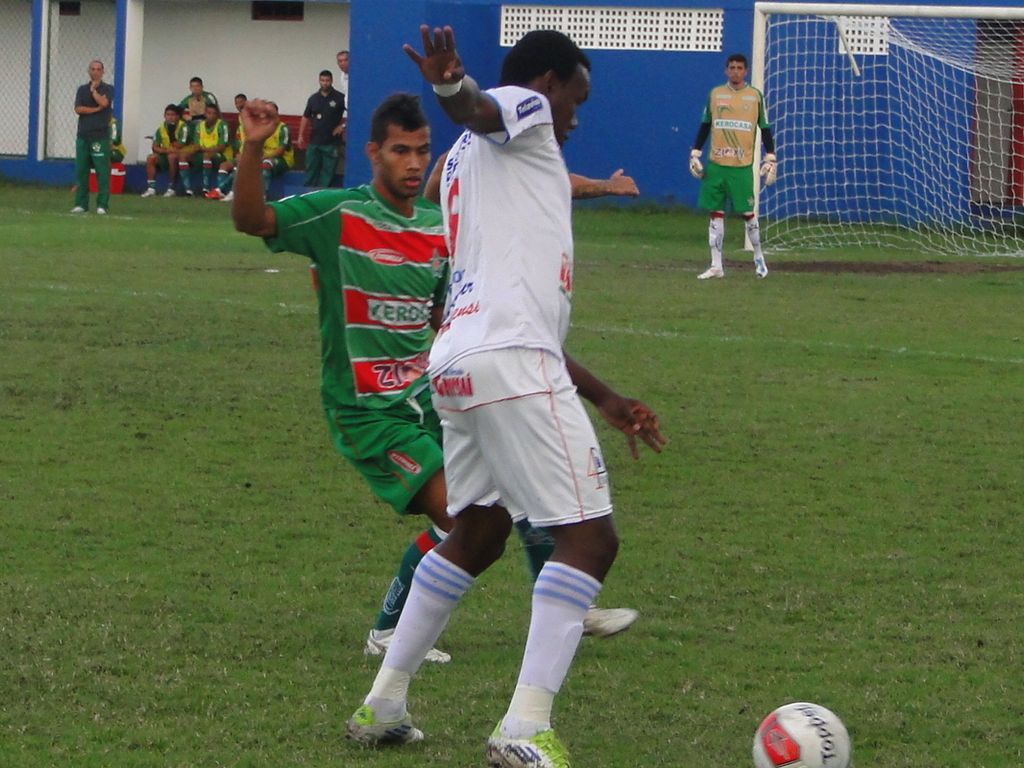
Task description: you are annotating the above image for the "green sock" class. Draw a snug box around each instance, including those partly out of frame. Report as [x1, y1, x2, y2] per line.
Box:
[514, 518, 555, 582]
[373, 527, 445, 632]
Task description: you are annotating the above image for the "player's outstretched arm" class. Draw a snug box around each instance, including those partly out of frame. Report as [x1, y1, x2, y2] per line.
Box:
[404, 24, 503, 135]
[565, 353, 667, 459]
[569, 169, 640, 200]
[232, 99, 278, 239]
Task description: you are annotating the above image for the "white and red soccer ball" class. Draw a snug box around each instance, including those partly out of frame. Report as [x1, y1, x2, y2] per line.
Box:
[753, 702, 852, 768]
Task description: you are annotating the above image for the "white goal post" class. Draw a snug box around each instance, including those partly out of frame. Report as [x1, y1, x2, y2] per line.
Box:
[751, 2, 1024, 256]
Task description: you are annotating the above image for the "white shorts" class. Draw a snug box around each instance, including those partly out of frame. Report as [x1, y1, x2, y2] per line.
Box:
[431, 348, 613, 527]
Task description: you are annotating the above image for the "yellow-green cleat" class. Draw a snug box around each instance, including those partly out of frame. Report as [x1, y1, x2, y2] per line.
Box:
[486, 724, 570, 767]
[346, 704, 423, 746]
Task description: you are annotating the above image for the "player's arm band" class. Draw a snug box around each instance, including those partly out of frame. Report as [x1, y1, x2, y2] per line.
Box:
[692, 122, 711, 151]
[761, 127, 775, 155]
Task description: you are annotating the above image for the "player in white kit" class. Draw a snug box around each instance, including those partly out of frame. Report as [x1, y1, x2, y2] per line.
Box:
[347, 25, 666, 767]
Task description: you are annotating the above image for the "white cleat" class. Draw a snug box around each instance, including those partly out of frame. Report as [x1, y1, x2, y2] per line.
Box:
[163, 188, 177, 198]
[96, 208, 107, 215]
[220, 190, 234, 202]
[583, 607, 639, 638]
[346, 704, 424, 746]
[698, 267, 725, 280]
[70, 206, 86, 214]
[140, 188, 156, 198]
[364, 628, 451, 664]
[754, 257, 768, 278]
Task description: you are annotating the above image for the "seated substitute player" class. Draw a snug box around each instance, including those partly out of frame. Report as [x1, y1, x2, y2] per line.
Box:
[178, 76, 218, 124]
[689, 52, 776, 280]
[110, 116, 126, 163]
[346, 26, 666, 767]
[206, 96, 247, 200]
[258, 101, 294, 197]
[178, 104, 231, 196]
[140, 104, 185, 198]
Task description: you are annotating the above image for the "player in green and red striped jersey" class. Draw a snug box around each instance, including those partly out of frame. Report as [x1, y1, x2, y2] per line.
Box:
[234, 92, 456, 660]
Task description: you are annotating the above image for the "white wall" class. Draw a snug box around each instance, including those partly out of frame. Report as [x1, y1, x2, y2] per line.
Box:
[0, 0, 36, 156]
[137, 1, 350, 161]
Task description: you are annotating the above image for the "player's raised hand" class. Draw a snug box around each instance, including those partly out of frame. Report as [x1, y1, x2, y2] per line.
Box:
[404, 25, 465, 86]
[240, 99, 278, 145]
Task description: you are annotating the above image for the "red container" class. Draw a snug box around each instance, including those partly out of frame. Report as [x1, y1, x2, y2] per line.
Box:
[89, 162, 126, 194]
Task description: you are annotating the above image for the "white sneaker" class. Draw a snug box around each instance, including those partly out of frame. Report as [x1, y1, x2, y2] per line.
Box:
[698, 266, 725, 280]
[754, 257, 769, 278]
[364, 628, 451, 664]
[346, 704, 424, 746]
[96, 208, 107, 215]
[140, 188, 156, 198]
[220, 191, 234, 202]
[583, 607, 639, 638]
[162, 188, 177, 198]
[70, 206, 86, 214]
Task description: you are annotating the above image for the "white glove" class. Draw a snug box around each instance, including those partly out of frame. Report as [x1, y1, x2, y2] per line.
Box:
[760, 153, 777, 186]
[688, 149, 704, 179]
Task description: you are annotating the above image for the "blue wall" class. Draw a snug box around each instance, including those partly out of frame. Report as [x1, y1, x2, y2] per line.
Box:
[347, 0, 758, 205]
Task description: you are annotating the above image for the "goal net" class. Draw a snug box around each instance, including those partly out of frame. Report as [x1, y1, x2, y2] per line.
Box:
[753, 3, 1024, 256]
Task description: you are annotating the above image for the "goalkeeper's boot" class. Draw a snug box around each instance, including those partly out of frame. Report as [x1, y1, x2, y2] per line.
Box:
[754, 257, 769, 279]
[346, 704, 424, 746]
[364, 627, 451, 664]
[583, 606, 638, 638]
[698, 266, 724, 280]
[486, 725, 571, 768]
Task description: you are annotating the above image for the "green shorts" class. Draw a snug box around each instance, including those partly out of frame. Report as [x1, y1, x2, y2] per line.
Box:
[698, 163, 756, 214]
[325, 385, 443, 515]
[152, 154, 172, 171]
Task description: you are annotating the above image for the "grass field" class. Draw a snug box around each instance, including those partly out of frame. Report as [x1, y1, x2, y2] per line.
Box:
[2, 180, 1022, 767]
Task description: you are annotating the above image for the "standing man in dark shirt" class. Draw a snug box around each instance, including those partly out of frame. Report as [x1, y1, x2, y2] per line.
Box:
[72, 60, 115, 214]
[296, 70, 347, 188]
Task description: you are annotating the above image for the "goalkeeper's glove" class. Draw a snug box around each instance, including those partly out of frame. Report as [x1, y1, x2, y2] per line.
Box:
[688, 149, 704, 179]
[760, 153, 777, 186]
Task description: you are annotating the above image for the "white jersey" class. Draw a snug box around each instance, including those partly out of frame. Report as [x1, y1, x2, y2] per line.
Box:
[429, 86, 573, 380]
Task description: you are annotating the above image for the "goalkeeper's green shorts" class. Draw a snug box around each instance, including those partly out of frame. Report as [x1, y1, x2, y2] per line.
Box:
[698, 162, 755, 214]
[324, 384, 443, 515]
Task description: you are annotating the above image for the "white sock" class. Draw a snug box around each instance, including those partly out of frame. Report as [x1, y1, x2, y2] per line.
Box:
[745, 216, 765, 261]
[365, 550, 472, 717]
[709, 216, 724, 270]
[501, 562, 601, 739]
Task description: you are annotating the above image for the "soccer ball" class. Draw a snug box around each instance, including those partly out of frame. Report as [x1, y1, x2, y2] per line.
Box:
[752, 702, 852, 768]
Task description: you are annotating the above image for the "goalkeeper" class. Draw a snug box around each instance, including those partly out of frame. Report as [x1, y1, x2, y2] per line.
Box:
[689, 53, 776, 279]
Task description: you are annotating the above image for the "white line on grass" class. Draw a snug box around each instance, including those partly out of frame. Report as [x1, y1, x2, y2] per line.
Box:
[573, 322, 1024, 367]
[21, 281, 1024, 367]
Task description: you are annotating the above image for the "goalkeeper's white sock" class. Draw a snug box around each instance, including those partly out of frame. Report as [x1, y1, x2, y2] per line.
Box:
[708, 215, 725, 270]
[745, 215, 765, 261]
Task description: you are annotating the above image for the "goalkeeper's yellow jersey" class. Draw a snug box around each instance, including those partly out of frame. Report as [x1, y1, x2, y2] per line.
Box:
[701, 83, 770, 168]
